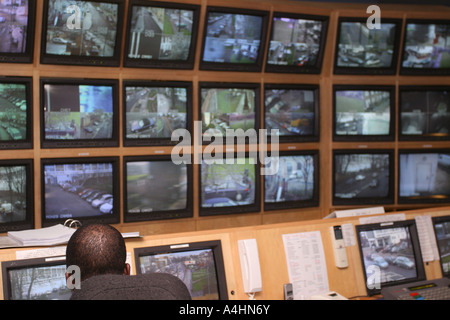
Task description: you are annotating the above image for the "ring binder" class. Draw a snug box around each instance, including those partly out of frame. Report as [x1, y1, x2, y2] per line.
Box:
[64, 219, 82, 229]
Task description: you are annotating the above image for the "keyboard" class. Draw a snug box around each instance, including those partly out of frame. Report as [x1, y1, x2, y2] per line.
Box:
[381, 277, 450, 300]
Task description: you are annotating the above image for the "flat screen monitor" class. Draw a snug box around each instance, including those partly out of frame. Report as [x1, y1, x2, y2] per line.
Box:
[400, 20, 450, 76]
[432, 215, 450, 278]
[333, 85, 395, 141]
[123, 155, 192, 222]
[265, 12, 328, 74]
[264, 150, 319, 211]
[199, 82, 260, 145]
[41, 157, 120, 227]
[40, 0, 124, 67]
[0, 76, 33, 149]
[123, 80, 192, 147]
[334, 18, 401, 75]
[0, 159, 33, 233]
[134, 240, 228, 300]
[264, 84, 319, 143]
[355, 220, 426, 296]
[333, 149, 394, 206]
[398, 150, 450, 204]
[399, 86, 450, 140]
[123, 0, 200, 69]
[199, 6, 269, 72]
[0, 0, 35, 64]
[199, 153, 260, 216]
[40, 78, 119, 148]
[2, 256, 70, 300]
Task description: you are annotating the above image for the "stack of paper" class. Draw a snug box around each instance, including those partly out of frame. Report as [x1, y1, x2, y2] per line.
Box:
[7, 224, 76, 247]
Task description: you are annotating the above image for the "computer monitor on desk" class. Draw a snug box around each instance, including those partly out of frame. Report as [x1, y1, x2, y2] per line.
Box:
[433, 215, 450, 278]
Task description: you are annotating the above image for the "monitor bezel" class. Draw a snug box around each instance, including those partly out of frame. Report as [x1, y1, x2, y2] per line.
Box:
[355, 219, 426, 296]
[333, 17, 402, 75]
[0, 76, 33, 150]
[432, 215, 450, 278]
[134, 240, 229, 300]
[123, 0, 200, 69]
[40, 0, 125, 67]
[0, 158, 34, 233]
[264, 83, 320, 143]
[123, 154, 193, 222]
[263, 150, 320, 211]
[199, 6, 269, 72]
[39, 77, 120, 149]
[122, 80, 193, 147]
[265, 11, 329, 74]
[398, 85, 450, 141]
[332, 149, 395, 206]
[400, 19, 450, 76]
[40, 156, 120, 227]
[332, 85, 396, 142]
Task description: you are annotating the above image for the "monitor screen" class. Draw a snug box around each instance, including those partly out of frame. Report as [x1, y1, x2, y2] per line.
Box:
[199, 82, 259, 145]
[123, 155, 192, 222]
[398, 150, 450, 204]
[41, 157, 120, 227]
[400, 20, 450, 75]
[199, 6, 269, 72]
[2, 256, 70, 300]
[399, 86, 450, 140]
[199, 153, 260, 216]
[264, 84, 319, 143]
[333, 86, 395, 141]
[123, 80, 192, 147]
[40, 0, 124, 67]
[432, 215, 450, 278]
[355, 220, 426, 296]
[264, 151, 319, 211]
[333, 150, 394, 205]
[40, 78, 119, 148]
[0, 77, 33, 149]
[134, 240, 228, 300]
[123, 0, 200, 69]
[0, 159, 33, 233]
[334, 18, 401, 75]
[265, 12, 328, 74]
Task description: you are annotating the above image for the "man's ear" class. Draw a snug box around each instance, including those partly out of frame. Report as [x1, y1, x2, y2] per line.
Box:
[124, 263, 131, 275]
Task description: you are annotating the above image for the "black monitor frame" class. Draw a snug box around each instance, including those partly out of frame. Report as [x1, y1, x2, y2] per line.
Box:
[199, 6, 269, 72]
[123, 0, 200, 69]
[40, 156, 120, 227]
[432, 215, 450, 278]
[265, 11, 329, 74]
[40, 0, 125, 67]
[355, 220, 426, 296]
[134, 240, 229, 300]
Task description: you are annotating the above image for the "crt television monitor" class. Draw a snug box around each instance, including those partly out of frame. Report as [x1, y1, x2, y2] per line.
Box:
[432, 215, 450, 278]
[40, 77, 119, 149]
[123, 0, 200, 69]
[332, 149, 394, 206]
[0, 0, 36, 64]
[333, 85, 395, 141]
[398, 149, 450, 204]
[199, 153, 260, 216]
[40, 0, 124, 67]
[199, 82, 260, 145]
[263, 150, 319, 211]
[41, 157, 120, 227]
[400, 20, 450, 76]
[264, 83, 319, 143]
[355, 220, 426, 296]
[123, 155, 193, 222]
[265, 12, 328, 74]
[134, 240, 228, 300]
[123, 80, 192, 147]
[0, 159, 34, 233]
[1, 256, 70, 300]
[399, 86, 450, 141]
[199, 6, 269, 72]
[0, 76, 33, 149]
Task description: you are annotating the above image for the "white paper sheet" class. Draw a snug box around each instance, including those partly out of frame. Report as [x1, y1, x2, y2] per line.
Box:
[415, 215, 440, 262]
